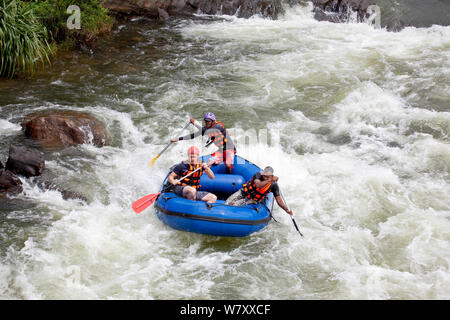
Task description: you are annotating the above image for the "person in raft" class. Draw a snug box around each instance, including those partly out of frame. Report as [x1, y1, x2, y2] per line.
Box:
[171, 112, 236, 174]
[167, 146, 217, 203]
[225, 166, 293, 216]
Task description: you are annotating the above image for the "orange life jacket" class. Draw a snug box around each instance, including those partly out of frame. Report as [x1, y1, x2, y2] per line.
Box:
[207, 121, 228, 148]
[178, 162, 202, 189]
[241, 176, 272, 202]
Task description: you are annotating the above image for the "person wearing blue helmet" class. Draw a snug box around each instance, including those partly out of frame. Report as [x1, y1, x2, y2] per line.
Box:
[171, 112, 236, 174]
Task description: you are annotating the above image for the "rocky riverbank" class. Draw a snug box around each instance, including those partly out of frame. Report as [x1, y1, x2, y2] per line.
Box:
[102, 0, 285, 20]
[310, 0, 375, 23]
[101, 0, 450, 29]
[101, 0, 381, 28]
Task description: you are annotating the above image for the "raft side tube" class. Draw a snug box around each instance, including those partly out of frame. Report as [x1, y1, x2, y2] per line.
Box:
[199, 174, 245, 194]
[154, 155, 274, 237]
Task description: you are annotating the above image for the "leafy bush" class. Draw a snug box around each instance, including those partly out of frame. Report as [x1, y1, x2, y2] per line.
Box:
[0, 0, 54, 78]
[30, 0, 114, 45]
[1, 0, 114, 78]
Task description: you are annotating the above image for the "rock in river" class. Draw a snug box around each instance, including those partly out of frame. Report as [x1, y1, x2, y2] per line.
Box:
[0, 169, 23, 197]
[5, 145, 45, 178]
[311, 0, 375, 23]
[21, 110, 108, 149]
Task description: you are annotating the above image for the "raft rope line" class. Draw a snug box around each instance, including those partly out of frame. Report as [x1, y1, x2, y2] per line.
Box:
[160, 188, 277, 222]
[154, 204, 271, 226]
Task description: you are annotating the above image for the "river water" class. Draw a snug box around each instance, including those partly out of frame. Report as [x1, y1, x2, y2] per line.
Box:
[0, 3, 449, 299]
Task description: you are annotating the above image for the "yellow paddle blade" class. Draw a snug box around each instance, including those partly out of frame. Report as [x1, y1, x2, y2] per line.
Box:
[148, 155, 160, 167]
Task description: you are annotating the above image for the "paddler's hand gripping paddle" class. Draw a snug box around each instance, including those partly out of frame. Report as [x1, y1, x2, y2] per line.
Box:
[134, 157, 215, 214]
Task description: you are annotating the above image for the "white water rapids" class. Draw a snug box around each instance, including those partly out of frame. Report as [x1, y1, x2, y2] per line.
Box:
[0, 4, 449, 299]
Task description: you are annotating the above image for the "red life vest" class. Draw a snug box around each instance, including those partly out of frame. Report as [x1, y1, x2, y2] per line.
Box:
[207, 121, 228, 148]
[178, 162, 202, 189]
[241, 176, 272, 202]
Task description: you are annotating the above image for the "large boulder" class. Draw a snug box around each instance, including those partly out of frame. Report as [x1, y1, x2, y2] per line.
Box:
[102, 0, 284, 19]
[36, 180, 88, 203]
[5, 145, 45, 178]
[21, 110, 108, 149]
[0, 169, 23, 197]
[311, 0, 375, 23]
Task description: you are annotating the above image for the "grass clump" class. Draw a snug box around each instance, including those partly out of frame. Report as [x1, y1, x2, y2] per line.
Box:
[31, 0, 114, 45]
[0, 0, 54, 78]
[1, 0, 114, 78]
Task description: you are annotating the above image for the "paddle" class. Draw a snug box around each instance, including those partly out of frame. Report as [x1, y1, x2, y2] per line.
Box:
[148, 121, 191, 167]
[132, 165, 203, 214]
[279, 189, 304, 237]
[204, 138, 214, 148]
[132, 192, 163, 214]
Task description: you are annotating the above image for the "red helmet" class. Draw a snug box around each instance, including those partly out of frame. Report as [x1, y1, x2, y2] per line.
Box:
[187, 146, 200, 155]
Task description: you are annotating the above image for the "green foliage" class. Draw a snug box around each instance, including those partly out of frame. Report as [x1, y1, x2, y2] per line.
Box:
[0, 0, 114, 78]
[30, 0, 114, 44]
[0, 0, 54, 78]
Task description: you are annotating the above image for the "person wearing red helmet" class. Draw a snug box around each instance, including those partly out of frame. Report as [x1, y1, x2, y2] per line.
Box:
[167, 146, 217, 203]
[171, 112, 236, 174]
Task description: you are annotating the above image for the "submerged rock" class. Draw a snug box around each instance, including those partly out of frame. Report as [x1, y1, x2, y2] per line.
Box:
[102, 0, 284, 19]
[21, 110, 108, 149]
[0, 169, 23, 197]
[1, 146, 87, 202]
[36, 180, 88, 203]
[311, 0, 375, 23]
[5, 145, 45, 178]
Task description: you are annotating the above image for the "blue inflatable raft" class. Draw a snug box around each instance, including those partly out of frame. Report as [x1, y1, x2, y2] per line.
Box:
[154, 155, 274, 237]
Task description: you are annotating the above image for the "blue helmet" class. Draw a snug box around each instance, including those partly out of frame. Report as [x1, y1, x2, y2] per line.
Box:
[203, 112, 216, 121]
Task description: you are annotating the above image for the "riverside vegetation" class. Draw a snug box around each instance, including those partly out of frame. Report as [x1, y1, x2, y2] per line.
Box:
[2, 0, 450, 79]
[0, 0, 113, 79]
[0, 0, 384, 80]
[1, 0, 284, 79]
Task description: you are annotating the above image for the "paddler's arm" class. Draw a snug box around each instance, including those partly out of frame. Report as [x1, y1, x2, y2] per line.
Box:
[167, 172, 180, 186]
[201, 162, 214, 179]
[273, 182, 293, 216]
[171, 127, 205, 143]
[190, 117, 203, 130]
[253, 175, 278, 188]
[254, 178, 269, 188]
[275, 196, 293, 215]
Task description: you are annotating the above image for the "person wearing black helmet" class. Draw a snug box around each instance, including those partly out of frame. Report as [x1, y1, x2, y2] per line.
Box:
[225, 166, 293, 216]
[171, 112, 237, 174]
